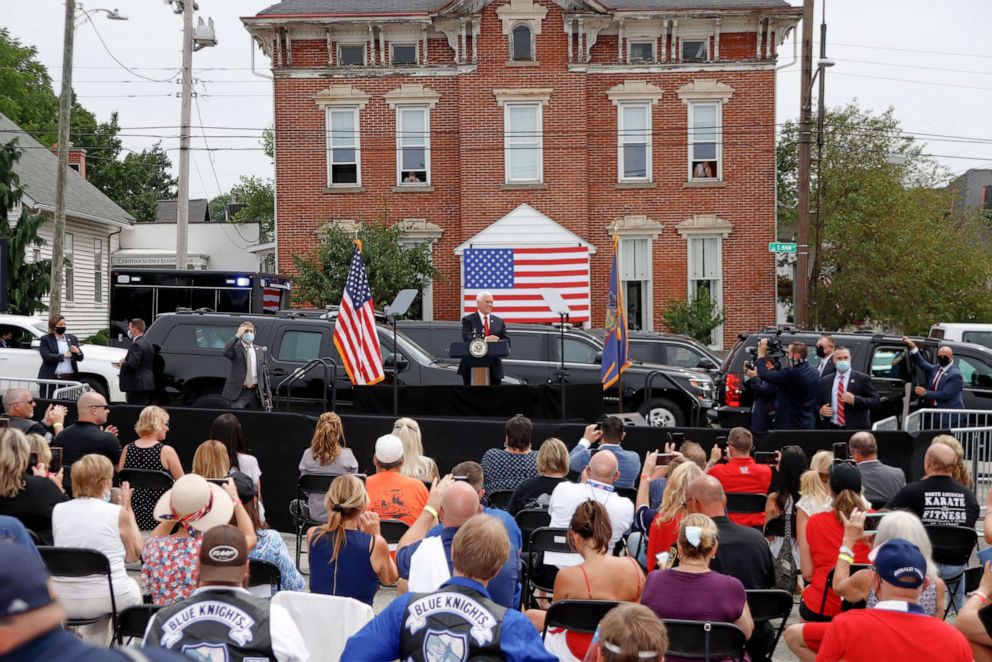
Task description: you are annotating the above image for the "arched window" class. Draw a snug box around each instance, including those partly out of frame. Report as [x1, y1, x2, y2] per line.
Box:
[511, 24, 533, 61]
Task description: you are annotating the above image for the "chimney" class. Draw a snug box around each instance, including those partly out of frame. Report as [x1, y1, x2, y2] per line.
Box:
[50, 144, 88, 180]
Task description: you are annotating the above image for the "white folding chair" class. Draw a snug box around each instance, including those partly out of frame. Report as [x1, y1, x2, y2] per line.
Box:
[271, 591, 374, 662]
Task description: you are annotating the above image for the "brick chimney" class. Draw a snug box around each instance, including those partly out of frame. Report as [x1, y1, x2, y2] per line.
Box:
[50, 144, 88, 180]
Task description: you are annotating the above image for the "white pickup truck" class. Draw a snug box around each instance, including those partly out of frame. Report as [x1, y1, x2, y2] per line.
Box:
[0, 314, 127, 401]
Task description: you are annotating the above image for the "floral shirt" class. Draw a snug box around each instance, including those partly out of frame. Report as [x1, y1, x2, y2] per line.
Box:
[249, 529, 305, 592]
[140, 531, 202, 606]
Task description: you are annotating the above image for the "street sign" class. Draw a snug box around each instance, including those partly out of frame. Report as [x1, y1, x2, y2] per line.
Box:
[768, 242, 797, 253]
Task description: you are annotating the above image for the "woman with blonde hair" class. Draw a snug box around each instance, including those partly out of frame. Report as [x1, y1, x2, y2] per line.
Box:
[192, 440, 230, 479]
[0, 428, 65, 543]
[932, 434, 973, 489]
[392, 417, 438, 482]
[645, 461, 704, 571]
[584, 603, 669, 662]
[298, 412, 358, 522]
[307, 474, 397, 605]
[118, 405, 184, 530]
[507, 437, 570, 515]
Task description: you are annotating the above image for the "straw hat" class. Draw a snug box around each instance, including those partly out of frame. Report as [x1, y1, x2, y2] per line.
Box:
[153, 474, 234, 532]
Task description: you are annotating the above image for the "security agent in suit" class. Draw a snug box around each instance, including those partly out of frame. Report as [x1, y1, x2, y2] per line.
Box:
[755, 339, 820, 430]
[37, 314, 83, 398]
[222, 322, 266, 409]
[815, 334, 837, 378]
[457, 291, 510, 385]
[902, 336, 966, 425]
[744, 359, 778, 433]
[113, 318, 156, 405]
[817, 346, 881, 430]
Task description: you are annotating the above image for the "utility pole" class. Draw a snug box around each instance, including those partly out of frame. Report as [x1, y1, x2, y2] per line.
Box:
[175, 0, 194, 271]
[795, 0, 814, 328]
[810, 7, 828, 327]
[50, 0, 76, 319]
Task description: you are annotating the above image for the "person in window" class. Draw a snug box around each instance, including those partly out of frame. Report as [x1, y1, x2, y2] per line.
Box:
[403, 172, 422, 183]
[692, 161, 715, 178]
[0, 328, 15, 348]
[37, 315, 83, 398]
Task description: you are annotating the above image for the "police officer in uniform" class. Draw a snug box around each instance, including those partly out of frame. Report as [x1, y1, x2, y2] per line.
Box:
[343, 514, 555, 661]
[144, 525, 309, 661]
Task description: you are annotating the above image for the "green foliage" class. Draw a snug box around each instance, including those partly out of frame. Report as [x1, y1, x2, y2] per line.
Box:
[0, 28, 58, 144]
[261, 126, 274, 161]
[208, 193, 231, 221]
[82, 328, 109, 346]
[94, 140, 176, 222]
[229, 175, 274, 236]
[1, 139, 51, 314]
[778, 101, 992, 334]
[292, 219, 439, 317]
[662, 287, 725, 344]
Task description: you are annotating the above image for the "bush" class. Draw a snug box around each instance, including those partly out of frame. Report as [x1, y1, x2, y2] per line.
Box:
[663, 289, 725, 344]
[82, 328, 110, 346]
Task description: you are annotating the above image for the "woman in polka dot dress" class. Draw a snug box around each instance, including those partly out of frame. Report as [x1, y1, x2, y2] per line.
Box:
[117, 406, 184, 530]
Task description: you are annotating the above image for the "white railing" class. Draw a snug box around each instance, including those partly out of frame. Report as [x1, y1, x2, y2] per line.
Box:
[951, 426, 992, 502]
[904, 408, 992, 433]
[871, 415, 899, 432]
[0, 377, 91, 402]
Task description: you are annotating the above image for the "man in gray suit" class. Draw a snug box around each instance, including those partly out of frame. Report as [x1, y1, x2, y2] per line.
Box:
[849, 431, 905, 507]
[222, 322, 266, 409]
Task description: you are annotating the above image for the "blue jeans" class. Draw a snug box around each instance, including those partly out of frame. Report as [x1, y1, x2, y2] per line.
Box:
[938, 562, 967, 613]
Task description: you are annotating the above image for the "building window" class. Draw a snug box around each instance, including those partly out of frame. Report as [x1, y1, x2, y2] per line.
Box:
[64, 232, 74, 302]
[620, 237, 652, 331]
[32, 248, 40, 263]
[629, 41, 655, 63]
[392, 44, 417, 65]
[326, 107, 360, 186]
[689, 101, 721, 180]
[618, 102, 651, 182]
[504, 103, 542, 183]
[983, 186, 992, 210]
[397, 106, 429, 185]
[93, 238, 103, 303]
[511, 24, 533, 61]
[338, 44, 366, 66]
[687, 235, 723, 348]
[682, 39, 708, 62]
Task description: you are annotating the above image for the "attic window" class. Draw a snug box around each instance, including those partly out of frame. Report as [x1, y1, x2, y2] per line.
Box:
[512, 24, 533, 61]
[629, 41, 655, 64]
[392, 44, 417, 65]
[681, 39, 708, 62]
[338, 44, 365, 66]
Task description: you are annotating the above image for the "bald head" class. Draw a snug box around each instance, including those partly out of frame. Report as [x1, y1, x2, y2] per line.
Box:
[686, 475, 726, 517]
[937, 346, 954, 361]
[924, 443, 956, 476]
[848, 431, 877, 461]
[588, 450, 619, 484]
[440, 481, 482, 528]
[77, 391, 109, 424]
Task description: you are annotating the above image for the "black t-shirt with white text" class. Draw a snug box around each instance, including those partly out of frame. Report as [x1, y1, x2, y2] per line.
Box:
[887, 475, 979, 529]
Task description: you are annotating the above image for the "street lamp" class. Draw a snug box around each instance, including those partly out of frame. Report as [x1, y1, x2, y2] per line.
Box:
[49, 2, 128, 319]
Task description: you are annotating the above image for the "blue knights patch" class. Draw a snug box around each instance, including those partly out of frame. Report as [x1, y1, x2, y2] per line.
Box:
[423, 629, 468, 662]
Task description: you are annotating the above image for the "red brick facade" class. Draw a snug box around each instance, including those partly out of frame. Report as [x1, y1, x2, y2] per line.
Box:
[245, 0, 800, 348]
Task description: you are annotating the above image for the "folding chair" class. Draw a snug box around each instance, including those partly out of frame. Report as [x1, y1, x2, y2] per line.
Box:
[925, 525, 977, 618]
[39, 547, 121, 644]
[745, 589, 794, 656]
[487, 490, 515, 511]
[272, 591, 373, 662]
[663, 619, 747, 661]
[725, 493, 768, 515]
[294, 474, 338, 570]
[115, 604, 162, 644]
[817, 568, 866, 616]
[541, 599, 620, 637]
[616, 487, 638, 503]
[379, 519, 410, 553]
[966, 566, 985, 595]
[118, 468, 174, 491]
[515, 508, 551, 553]
[525, 527, 572, 609]
[247, 559, 282, 597]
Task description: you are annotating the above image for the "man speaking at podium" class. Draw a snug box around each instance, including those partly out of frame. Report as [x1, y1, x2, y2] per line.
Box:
[458, 291, 510, 385]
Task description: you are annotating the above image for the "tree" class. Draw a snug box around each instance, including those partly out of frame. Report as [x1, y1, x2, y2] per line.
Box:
[0, 29, 59, 144]
[95, 142, 176, 222]
[207, 193, 231, 221]
[662, 287, 725, 344]
[778, 101, 992, 334]
[293, 219, 438, 316]
[0, 139, 51, 314]
[229, 175, 273, 236]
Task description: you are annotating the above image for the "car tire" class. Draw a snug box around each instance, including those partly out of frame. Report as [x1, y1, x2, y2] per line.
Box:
[78, 376, 109, 400]
[639, 398, 686, 428]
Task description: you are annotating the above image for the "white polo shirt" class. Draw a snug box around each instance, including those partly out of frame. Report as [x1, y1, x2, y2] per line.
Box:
[548, 479, 634, 550]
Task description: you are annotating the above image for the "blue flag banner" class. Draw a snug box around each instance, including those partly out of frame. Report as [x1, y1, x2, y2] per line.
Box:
[600, 235, 631, 390]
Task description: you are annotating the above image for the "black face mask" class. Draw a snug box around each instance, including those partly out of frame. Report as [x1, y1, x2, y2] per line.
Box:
[55, 326, 66, 335]
[815, 346, 827, 358]
[938, 355, 951, 367]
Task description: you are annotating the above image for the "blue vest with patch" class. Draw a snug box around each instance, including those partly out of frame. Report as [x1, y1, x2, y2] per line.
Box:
[400, 583, 506, 661]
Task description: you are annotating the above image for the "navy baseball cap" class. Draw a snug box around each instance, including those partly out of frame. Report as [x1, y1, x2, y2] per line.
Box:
[869, 538, 927, 589]
[0, 543, 54, 616]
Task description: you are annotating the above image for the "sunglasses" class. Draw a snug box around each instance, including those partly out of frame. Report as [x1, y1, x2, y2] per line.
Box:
[13, 400, 36, 406]
[833, 459, 856, 466]
[90, 404, 111, 411]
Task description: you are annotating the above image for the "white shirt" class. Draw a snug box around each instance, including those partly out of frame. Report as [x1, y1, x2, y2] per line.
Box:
[477, 311, 491, 335]
[53, 498, 140, 602]
[244, 342, 258, 385]
[818, 353, 834, 376]
[55, 337, 73, 375]
[548, 480, 634, 550]
[830, 369, 852, 425]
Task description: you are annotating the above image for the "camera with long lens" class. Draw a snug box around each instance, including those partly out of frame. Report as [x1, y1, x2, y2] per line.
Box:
[745, 331, 786, 370]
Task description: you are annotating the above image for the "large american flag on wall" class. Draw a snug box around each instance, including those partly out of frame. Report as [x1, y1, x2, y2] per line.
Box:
[462, 246, 590, 323]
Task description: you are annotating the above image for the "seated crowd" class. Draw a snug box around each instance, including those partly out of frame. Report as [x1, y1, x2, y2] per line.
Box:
[3, 401, 992, 662]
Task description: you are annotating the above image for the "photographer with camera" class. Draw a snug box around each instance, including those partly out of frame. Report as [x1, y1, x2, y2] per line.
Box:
[744, 359, 778, 434]
[755, 339, 819, 430]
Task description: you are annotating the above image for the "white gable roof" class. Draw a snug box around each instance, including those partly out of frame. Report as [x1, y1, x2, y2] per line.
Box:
[454, 204, 595, 255]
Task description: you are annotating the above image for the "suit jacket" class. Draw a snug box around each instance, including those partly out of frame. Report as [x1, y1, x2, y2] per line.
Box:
[119, 335, 156, 392]
[745, 375, 778, 434]
[817, 370, 881, 430]
[756, 360, 819, 430]
[37, 333, 83, 380]
[818, 355, 836, 379]
[222, 338, 267, 400]
[456, 312, 509, 383]
[913, 351, 966, 410]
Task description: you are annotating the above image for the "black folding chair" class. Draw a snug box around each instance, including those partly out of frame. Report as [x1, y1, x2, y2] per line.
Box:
[39, 547, 121, 644]
[294, 473, 338, 570]
[118, 468, 175, 491]
[616, 487, 638, 503]
[725, 493, 768, 515]
[515, 508, 551, 552]
[247, 559, 282, 597]
[966, 566, 985, 595]
[487, 490, 514, 511]
[525, 527, 572, 609]
[115, 604, 162, 644]
[925, 525, 977, 618]
[378, 519, 410, 587]
[662, 619, 747, 661]
[541, 599, 620, 637]
[745, 589, 794, 656]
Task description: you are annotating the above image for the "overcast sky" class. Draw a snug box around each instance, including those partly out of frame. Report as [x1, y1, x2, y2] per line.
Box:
[5, 0, 991, 201]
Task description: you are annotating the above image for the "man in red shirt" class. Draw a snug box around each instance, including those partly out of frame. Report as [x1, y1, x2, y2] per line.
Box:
[706, 427, 772, 528]
[816, 538, 972, 662]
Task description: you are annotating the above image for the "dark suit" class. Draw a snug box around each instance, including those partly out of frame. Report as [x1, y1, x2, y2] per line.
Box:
[818, 355, 836, 379]
[222, 337, 267, 408]
[912, 350, 965, 428]
[119, 334, 156, 404]
[817, 370, 880, 430]
[756, 359, 819, 430]
[37, 333, 83, 397]
[457, 312, 509, 385]
[745, 374, 777, 434]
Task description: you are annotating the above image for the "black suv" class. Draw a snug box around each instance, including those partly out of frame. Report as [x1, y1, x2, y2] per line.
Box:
[398, 321, 715, 427]
[586, 329, 721, 373]
[716, 328, 992, 428]
[144, 311, 479, 409]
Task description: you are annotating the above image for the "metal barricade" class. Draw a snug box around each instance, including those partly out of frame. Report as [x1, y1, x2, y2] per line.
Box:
[950, 425, 992, 502]
[904, 409, 992, 433]
[871, 415, 899, 432]
[0, 377, 90, 402]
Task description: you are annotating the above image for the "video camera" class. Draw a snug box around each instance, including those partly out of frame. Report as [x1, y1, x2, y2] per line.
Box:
[744, 330, 787, 370]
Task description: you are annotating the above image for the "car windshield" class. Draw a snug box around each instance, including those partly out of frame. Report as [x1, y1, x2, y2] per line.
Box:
[30, 322, 46, 336]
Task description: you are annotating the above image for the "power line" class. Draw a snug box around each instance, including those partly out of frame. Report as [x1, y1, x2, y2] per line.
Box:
[829, 57, 992, 77]
[78, 8, 181, 83]
[829, 71, 992, 92]
[821, 41, 992, 60]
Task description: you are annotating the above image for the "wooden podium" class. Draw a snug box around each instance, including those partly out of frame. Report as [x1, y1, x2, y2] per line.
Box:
[450, 341, 510, 386]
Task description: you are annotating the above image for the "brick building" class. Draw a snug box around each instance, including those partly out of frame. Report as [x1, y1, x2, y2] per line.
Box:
[243, 0, 800, 349]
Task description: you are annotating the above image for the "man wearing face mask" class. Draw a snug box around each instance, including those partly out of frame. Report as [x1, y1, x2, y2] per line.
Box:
[902, 337, 965, 427]
[755, 339, 819, 429]
[114, 318, 156, 405]
[222, 322, 266, 409]
[814, 334, 836, 378]
[817, 346, 880, 429]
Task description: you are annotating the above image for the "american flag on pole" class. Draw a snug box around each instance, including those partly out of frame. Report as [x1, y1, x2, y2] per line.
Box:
[462, 246, 590, 323]
[333, 243, 385, 385]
